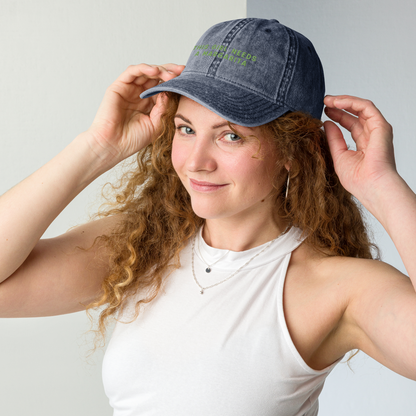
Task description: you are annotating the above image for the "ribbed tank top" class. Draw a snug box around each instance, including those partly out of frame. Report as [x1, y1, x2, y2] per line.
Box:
[102, 226, 343, 415]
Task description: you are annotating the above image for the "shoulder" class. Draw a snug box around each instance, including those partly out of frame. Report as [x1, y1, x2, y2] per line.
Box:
[316, 254, 411, 299]
[292, 240, 407, 292]
[296, 245, 413, 317]
[322, 254, 416, 379]
[287, 244, 415, 369]
[314, 251, 414, 348]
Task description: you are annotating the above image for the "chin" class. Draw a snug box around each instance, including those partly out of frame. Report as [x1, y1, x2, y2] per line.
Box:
[191, 207, 220, 220]
[190, 200, 229, 220]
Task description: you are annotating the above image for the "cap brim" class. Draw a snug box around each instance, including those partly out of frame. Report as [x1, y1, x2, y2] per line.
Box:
[140, 73, 291, 127]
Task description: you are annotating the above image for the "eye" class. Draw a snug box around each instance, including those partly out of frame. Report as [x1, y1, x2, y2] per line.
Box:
[177, 126, 195, 135]
[222, 132, 242, 143]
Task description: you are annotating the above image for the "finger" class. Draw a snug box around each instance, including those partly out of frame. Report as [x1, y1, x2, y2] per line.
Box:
[324, 106, 363, 136]
[324, 95, 386, 124]
[113, 64, 175, 88]
[149, 92, 169, 131]
[115, 64, 160, 84]
[141, 77, 161, 91]
[160, 63, 186, 74]
[324, 95, 360, 117]
[323, 120, 349, 163]
[325, 95, 394, 144]
[132, 65, 180, 87]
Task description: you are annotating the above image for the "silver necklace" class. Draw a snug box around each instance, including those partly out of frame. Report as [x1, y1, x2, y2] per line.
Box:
[197, 231, 230, 273]
[191, 229, 288, 295]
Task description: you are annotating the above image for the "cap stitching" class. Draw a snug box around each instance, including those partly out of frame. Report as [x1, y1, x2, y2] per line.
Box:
[172, 70, 283, 103]
[207, 19, 254, 78]
[276, 27, 297, 107]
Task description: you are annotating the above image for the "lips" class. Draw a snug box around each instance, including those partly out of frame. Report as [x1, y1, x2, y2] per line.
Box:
[189, 178, 228, 192]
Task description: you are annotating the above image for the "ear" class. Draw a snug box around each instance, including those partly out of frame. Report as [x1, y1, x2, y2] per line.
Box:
[284, 162, 291, 172]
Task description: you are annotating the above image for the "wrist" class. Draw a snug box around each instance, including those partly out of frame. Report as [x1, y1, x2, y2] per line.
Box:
[360, 172, 414, 227]
[65, 132, 118, 190]
[72, 131, 121, 174]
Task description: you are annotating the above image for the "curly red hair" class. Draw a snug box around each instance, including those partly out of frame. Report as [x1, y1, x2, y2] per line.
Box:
[84, 92, 378, 364]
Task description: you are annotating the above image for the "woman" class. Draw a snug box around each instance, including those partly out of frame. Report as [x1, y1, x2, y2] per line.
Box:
[0, 18, 415, 415]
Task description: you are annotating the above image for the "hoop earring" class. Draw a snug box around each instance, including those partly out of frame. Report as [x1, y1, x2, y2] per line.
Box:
[285, 173, 290, 199]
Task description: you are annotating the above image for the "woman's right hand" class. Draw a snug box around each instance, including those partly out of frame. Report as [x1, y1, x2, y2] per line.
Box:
[85, 63, 185, 166]
[0, 64, 184, 291]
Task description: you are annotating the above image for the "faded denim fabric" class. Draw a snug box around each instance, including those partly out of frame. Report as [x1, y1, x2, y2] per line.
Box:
[141, 18, 325, 126]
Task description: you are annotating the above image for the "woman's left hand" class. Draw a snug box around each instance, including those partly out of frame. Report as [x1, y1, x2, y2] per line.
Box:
[323, 95, 397, 203]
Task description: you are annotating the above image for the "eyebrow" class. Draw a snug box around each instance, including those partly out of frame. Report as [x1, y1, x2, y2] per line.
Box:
[174, 113, 233, 130]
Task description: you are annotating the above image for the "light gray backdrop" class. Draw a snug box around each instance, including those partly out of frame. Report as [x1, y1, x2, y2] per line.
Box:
[1, 0, 415, 415]
[247, 1, 416, 415]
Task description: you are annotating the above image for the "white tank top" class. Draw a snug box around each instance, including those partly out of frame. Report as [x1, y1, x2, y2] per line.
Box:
[102, 226, 343, 416]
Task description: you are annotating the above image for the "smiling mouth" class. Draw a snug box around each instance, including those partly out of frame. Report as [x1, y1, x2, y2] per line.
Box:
[189, 178, 228, 192]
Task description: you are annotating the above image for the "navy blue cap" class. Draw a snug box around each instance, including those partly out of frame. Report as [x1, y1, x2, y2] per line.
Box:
[140, 18, 325, 126]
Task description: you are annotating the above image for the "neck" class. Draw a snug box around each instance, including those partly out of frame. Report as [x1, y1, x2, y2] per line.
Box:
[202, 215, 288, 252]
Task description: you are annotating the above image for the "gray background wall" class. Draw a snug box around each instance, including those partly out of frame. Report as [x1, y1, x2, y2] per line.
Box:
[1, 0, 415, 415]
[246, 1, 416, 415]
[0, 1, 245, 415]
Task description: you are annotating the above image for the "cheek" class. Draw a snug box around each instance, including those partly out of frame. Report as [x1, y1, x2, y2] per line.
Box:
[243, 158, 275, 192]
[171, 137, 186, 175]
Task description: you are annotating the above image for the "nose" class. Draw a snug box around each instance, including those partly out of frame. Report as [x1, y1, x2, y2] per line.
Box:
[185, 136, 217, 173]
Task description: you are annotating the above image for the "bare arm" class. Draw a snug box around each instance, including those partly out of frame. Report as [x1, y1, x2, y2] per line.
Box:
[324, 95, 416, 380]
[0, 63, 184, 317]
[331, 257, 416, 380]
[0, 133, 112, 284]
[0, 214, 122, 317]
[324, 95, 416, 287]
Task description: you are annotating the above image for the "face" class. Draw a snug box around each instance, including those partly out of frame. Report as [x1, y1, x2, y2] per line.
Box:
[171, 96, 278, 223]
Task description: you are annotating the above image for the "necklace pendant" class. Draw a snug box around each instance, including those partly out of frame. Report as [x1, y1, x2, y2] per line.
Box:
[205, 267, 211, 273]
[200, 289, 204, 295]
